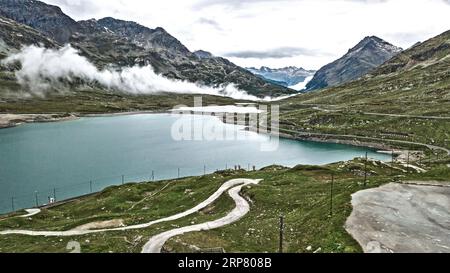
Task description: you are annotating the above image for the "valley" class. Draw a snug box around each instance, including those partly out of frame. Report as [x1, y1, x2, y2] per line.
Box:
[0, 0, 449, 255]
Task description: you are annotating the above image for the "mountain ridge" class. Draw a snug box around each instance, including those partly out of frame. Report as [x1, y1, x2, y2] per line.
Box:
[305, 36, 402, 91]
[289, 30, 450, 113]
[246, 66, 316, 89]
[0, 0, 294, 98]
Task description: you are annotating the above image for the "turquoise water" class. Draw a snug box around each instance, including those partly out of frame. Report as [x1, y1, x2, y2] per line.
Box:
[0, 114, 389, 213]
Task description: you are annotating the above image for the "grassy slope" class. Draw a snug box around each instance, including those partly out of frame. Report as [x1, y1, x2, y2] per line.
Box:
[276, 31, 450, 153]
[1, 159, 448, 253]
[290, 30, 450, 114]
[0, 84, 245, 114]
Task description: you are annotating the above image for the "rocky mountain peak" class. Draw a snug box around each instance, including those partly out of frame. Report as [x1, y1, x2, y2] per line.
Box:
[95, 17, 191, 55]
[305, 36, 402, 91]
[351, 35, 402, 54]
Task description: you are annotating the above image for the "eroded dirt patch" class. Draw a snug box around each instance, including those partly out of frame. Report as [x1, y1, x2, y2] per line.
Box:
[71, 219, 125, 231]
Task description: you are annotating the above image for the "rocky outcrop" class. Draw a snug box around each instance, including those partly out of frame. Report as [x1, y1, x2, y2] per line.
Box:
[194, 50, 214, 59]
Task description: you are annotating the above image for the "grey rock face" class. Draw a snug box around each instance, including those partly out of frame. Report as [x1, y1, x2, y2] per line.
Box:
[95, 17, 191, 55]
[0, 15, 58, 55]
[0, 0, 81, 43]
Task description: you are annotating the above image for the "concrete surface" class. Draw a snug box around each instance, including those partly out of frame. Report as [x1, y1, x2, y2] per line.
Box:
[345, 183, 450, 253]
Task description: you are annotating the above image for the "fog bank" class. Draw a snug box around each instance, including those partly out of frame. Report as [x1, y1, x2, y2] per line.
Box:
[1, 45, 261, 100]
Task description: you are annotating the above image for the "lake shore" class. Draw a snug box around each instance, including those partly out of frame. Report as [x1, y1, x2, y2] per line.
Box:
[0, 113, 79, 129]
[0, 111, 171, 129]
[0, 111, 426, 163]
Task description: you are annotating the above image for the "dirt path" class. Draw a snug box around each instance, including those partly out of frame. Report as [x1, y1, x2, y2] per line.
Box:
[310, 105, 450, 120]
[142, 179, 260, 253]
[345, 183, 450, 253]
[0, 179, 261, 237]
[360, 112, 450, 120]
[276, 127, 450, 156]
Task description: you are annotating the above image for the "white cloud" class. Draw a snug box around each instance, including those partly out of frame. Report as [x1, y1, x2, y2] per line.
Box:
[43, 0, 450, 69]
[1, 45, 260, 100]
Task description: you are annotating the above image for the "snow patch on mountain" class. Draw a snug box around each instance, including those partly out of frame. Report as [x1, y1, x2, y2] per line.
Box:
[246, 66, 316, 88]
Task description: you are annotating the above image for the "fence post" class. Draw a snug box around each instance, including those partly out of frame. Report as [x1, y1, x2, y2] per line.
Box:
[330, 173, 334, 217]
[11, 197, 14, 212]
[364, 152, 368, 186]
[391, 150, 394, 176]
[406, 151, 410, 173]
[279, 215, 284, 253]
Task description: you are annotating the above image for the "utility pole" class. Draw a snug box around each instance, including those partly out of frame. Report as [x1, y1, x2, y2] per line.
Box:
[391, 150, 395, 176]
[152, 170, 155, 181]
[204, 165, 206, 175]
[90, 180, 93, 193]
[11, 197, 14, 212]
[279, 215, 284, 253]
[330, 173, 334, 217]
[121, 175, 125, 185]
[53, 188, 57, 202]
[35, 191, 38, 207]
[364, 152, 368, 186]
[178, 168, 180, 178]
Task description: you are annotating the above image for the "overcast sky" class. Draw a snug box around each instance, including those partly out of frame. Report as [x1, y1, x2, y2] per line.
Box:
[43, 0, 450, 70]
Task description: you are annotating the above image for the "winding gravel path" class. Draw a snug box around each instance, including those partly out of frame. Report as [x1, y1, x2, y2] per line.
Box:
[0, 179, 260, 237]
[142, 179, 260, 253]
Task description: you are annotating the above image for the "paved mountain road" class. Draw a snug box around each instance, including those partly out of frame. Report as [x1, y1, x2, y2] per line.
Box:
[142, 179, 261, 253]
[0, 179, 261, 237]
